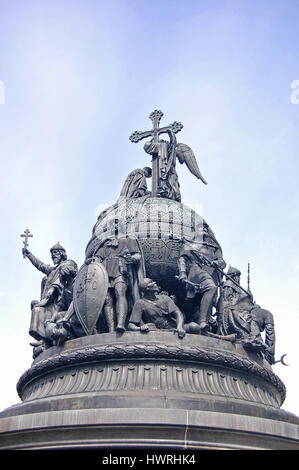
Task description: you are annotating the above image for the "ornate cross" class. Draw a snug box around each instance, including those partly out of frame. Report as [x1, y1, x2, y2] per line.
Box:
[20, 229, 33, 258]
[129, 110, 183, 197]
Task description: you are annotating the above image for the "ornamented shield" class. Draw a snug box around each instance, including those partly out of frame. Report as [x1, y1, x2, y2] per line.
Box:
[73, 258, 109, 335]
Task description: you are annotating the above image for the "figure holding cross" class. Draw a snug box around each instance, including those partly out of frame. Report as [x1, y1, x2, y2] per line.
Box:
[22, 239, 78, 357]
[129, 110, 207, 202]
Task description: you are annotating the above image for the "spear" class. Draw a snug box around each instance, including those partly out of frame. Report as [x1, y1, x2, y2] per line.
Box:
[190, 253, 253, 300]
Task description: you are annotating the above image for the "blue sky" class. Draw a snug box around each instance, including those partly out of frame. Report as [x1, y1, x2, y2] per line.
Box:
[0, 0, 298, 417]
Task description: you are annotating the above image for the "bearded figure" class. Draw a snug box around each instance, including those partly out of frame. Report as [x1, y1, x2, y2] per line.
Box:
[23, 242, 78, 354]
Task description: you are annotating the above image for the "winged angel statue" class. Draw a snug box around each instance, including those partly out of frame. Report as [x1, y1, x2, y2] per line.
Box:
[130, 110, 207, 202]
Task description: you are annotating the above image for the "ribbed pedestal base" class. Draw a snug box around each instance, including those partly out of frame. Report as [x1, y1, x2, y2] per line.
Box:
[0, 332, 298, 450]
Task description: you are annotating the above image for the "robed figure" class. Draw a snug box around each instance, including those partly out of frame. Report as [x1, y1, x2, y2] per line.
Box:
[118, 167, 152, 201]
[23, 243, 78, 348]
[130, 109, 207, 202]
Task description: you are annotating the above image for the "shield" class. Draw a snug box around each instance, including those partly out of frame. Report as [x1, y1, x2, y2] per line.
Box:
[73, 258, 109, 335]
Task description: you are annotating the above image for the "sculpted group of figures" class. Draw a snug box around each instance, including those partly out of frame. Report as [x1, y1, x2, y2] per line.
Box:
[21, 111, 276, 364]
[22, 226, 276, 365]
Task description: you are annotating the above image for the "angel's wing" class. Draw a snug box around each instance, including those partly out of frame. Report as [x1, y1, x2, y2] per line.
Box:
[175, 143, 207, 184]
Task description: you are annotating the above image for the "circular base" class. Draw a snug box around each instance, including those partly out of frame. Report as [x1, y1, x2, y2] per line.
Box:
[0, 405, 298, 450]
[0, 332, 298, 450]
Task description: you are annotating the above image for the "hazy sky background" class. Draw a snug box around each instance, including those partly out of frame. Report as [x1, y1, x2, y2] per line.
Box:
[0, 0, 298, 417]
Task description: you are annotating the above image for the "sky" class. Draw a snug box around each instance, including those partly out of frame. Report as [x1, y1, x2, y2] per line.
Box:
[0, 0, 298, 418]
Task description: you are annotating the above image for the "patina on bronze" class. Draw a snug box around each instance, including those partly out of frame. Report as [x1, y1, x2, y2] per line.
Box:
[18, 110, 284, 365]
[2, 109, 295, 450]
[129, 109, 207, 202]
[20, 229, 33, 258]
[73, 257, 109, 336]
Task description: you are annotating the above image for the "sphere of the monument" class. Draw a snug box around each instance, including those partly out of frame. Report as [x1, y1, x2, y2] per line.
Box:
[85, 197, 204, 292]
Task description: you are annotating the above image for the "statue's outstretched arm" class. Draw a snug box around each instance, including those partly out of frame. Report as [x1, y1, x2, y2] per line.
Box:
[23, 249, 53, 275]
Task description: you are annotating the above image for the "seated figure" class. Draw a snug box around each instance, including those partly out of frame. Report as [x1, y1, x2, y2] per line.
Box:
[128, 278, 186, 339]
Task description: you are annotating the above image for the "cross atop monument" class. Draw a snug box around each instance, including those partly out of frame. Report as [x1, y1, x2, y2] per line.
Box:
[129, 109, 183, 197]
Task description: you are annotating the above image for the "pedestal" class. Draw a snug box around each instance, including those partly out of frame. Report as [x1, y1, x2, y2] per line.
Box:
[0, 332, 298, 450]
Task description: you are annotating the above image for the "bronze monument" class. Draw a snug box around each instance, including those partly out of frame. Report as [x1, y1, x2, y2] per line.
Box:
[0, 110, 297, 451]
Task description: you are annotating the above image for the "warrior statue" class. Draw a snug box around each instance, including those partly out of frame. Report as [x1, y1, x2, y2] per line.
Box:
[96, 220, 145, 333]
[128, 278, 186, 339]
[22, 242, 78, 356]
[178, 223, 226, 333]
[220, 267, 276, 364]
[222, 266, 245, 304]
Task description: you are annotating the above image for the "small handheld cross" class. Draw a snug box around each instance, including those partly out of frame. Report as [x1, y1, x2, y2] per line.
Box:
[20, 229, 33, 258]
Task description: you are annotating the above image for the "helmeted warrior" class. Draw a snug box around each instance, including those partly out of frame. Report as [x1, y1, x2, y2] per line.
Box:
[178, 223, 226, 333]
[23, 242, 78, 356]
